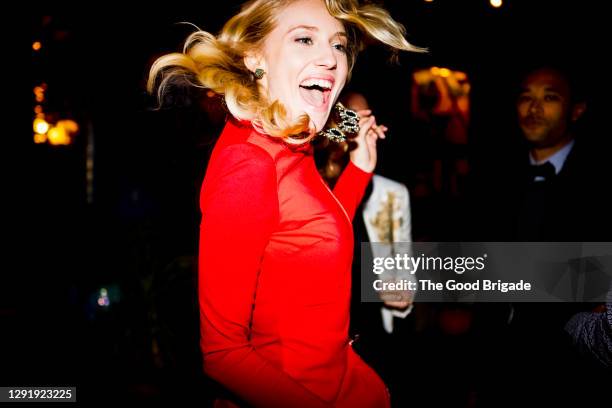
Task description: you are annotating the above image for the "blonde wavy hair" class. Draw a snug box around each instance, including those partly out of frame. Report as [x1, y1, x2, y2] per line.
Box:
[147, 0, 423, 144]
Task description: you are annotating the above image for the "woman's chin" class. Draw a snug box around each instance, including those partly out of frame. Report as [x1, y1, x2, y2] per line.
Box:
[293, 106, 330, 133]
[310, 116, 330, 133]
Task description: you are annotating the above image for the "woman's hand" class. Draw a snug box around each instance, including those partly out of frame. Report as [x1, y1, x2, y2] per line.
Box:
[349, 109, 387, 173]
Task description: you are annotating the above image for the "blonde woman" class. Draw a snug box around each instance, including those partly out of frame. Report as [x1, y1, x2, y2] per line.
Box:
[149, 0, 421, 406]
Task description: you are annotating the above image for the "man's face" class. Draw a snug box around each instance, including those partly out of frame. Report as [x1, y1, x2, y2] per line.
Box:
[517, 69, 573, 147]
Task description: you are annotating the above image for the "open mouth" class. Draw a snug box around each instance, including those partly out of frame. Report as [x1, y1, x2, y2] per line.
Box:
[299, 78, 333, 110]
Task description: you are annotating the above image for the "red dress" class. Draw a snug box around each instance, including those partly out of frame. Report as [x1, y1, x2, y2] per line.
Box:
[198, 118, 390, 408]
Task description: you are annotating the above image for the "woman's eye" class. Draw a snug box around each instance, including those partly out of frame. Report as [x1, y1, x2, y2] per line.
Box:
[295, 37, 313, 45]
[544, 94, 559, 102]
[333, 43, 347, 53]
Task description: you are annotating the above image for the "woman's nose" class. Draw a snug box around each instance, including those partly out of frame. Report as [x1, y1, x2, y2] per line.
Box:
[314, 44, 337, 69]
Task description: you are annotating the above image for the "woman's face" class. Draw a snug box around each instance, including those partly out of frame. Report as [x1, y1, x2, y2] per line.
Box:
[255, 0, 349, 132]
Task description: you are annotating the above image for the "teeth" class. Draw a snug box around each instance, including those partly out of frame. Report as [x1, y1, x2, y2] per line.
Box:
[300, 78, 333, 90]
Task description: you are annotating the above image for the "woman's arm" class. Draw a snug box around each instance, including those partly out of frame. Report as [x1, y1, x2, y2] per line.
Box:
[332, 110, 384, 221]
[332, 160, 373, 221]
[199, 143, 330, 407]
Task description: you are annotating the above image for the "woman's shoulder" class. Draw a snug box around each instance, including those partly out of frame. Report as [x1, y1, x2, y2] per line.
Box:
[200, 125, 281, 210]
[203, 118, 281, 182]
[215, 117, 286, 163]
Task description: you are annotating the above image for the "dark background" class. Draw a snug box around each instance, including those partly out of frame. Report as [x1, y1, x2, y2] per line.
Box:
[6, 1, 610, 404]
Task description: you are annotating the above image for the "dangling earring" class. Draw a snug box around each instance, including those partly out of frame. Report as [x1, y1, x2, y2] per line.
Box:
[254, 68, 265, 80]
[318, 102, 360, 143]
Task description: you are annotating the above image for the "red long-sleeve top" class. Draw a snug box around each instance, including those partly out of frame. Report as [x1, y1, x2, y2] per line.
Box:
[198, 118, 390, 408]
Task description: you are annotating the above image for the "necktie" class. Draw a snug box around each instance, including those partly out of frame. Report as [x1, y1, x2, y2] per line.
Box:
[528, 161, 556, 182]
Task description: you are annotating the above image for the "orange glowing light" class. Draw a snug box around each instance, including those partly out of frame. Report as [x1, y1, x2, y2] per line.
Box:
[32, 41, 42, 51]
[33, 118, 50, 134]
[439, 68, 451, 78]
[47, 126, 71, 145]
[57, 119, 79, 134]
[34, 133, 48, 144]
[34, 86, 46, 103]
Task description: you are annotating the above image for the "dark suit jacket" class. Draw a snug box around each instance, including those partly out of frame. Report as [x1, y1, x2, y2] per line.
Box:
[466, 138, 612, 405]
[470, 138, 611, 242]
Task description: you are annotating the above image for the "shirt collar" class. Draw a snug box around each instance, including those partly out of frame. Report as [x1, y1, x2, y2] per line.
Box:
[529, 139, 575, 174]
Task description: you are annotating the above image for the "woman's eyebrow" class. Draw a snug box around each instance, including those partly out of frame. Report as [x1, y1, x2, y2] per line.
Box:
[287, 24, 318, 33]
[287, 25, 346, 38]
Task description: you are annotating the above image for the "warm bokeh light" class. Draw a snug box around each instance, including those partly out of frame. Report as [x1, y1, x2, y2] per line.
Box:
[439, 68, 451, 78]
[32, 117, 79, 146]
[427, 67, 453, 79]
[33, 118, 50, 134]
[34, 86, 46, 103]
[57, 119, 79, 134]
[490, 0, 503, 8]
[47, 126, 71, 145]
[32, 41, 42, 51]
[33, 133, 48, 144]
[454, 71, 468, 81]
[34, 105, 43, 114]
[412, 67, 471, 144]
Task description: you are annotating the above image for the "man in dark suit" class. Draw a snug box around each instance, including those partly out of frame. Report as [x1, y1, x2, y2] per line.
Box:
[470, 66, 611, 406]
[513, 66, 606, 241]
[474, 66, 608, 241]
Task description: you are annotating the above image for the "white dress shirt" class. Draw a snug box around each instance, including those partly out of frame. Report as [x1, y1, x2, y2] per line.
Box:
[362, 174, 415, 333]
[529, 139, 575, 181]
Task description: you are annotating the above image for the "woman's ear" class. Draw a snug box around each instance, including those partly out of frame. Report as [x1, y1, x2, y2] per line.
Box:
[244, 51, 264, 75]
[244, 50, 269, 97]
